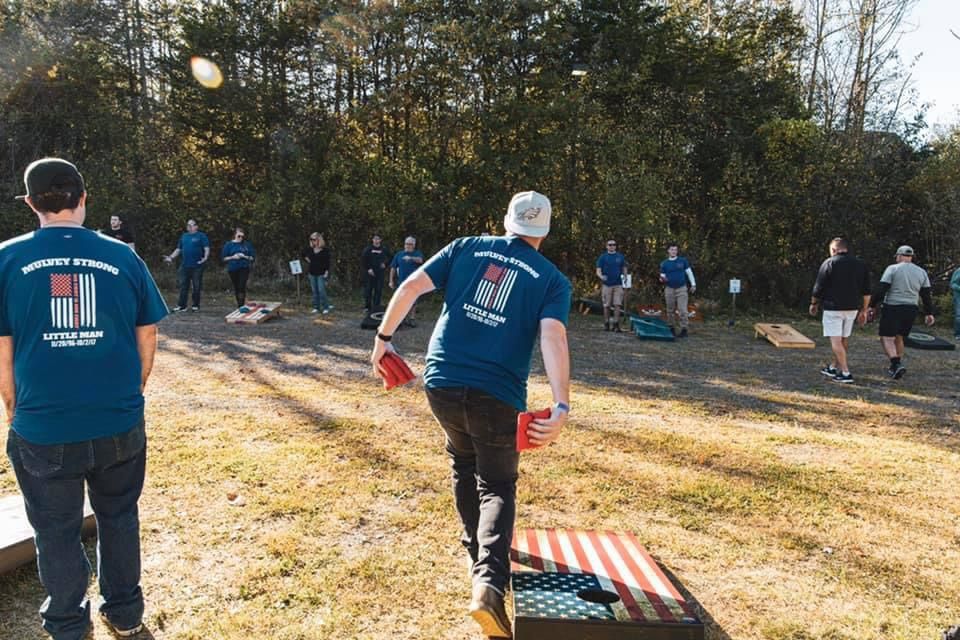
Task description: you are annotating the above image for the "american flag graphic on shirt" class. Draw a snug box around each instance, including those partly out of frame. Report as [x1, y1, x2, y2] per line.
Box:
[473, 262, 518, 313]
[50, 273, 97, 329]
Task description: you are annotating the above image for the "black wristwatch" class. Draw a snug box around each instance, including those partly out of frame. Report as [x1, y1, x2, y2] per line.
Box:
[376, 332, 392, 342]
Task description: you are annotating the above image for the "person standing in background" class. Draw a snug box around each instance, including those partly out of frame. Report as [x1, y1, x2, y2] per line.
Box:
[389, 236, 424, 327]
[659, 242, 696, 337]
[164, 219, 210, 312]
[103, 214, 135, 251]
[595, 239, 627, 332]
[221, 227, 255, 308]
[361, 234, 390, 313]
[303, 232, 333, 314]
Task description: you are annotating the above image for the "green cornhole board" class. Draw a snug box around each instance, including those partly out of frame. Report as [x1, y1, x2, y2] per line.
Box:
[630, 316, 675, 341]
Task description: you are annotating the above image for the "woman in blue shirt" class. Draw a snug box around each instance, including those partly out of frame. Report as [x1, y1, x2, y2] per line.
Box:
[221, 227, 256, 307]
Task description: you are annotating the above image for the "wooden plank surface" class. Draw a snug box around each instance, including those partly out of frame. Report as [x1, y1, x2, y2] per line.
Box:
[225, 301, 282, 325]
[1, 495, 96, 575]
[754, 323, 815, 349]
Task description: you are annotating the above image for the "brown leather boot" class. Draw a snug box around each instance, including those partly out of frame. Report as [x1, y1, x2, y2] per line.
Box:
[468, 583, 512, 638]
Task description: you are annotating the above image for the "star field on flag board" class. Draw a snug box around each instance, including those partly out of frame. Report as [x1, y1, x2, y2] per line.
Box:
[510, 529, 704, 639]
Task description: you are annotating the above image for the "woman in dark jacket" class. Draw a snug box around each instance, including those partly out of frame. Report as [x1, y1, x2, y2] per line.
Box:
[302, 232, 332, 313]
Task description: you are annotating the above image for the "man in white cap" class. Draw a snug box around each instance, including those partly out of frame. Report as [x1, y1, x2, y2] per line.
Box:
[867, 245, 935, 379]
[370, 191, 571, 638]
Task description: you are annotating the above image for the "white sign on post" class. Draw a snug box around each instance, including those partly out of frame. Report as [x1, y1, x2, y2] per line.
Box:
[289, 259, 303, 275]
[621, 273, 632, 289]
[729, 279, 741, 294]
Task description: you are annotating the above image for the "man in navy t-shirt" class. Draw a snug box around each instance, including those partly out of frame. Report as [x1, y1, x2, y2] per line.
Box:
[388, 236, 425, 326]
[2, 158, 168, 639]
[164, 219, 210, 311]
[659, 242, 697, 337]
[595, 239, 627, 332]
[370, 191, 571, 638]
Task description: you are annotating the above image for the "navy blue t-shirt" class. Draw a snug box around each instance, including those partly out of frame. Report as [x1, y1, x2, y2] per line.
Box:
[422, 235, 572, 411]
[0, 227, 169, 444]
[660, 257, 691, 288]
[596, 252, 626, 286]
[391, 250, 424, 283]
[178, 231, 210, 268]
[221, 240, 255, 272]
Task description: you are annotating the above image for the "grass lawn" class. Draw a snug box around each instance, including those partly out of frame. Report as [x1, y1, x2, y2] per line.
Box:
[1, 293, 958, 639]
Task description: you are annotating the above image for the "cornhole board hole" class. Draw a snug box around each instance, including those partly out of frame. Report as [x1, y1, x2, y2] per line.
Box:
[754, 323, 814, 349]
[578, 299, 604, 315]
[511, 529, 703, 640]
[905, 331, 955, 351]
[1, 495, 97, 575]
[637, 303, 704, 323]
[630, 316, 675, 341]
[225, 301, 282, 324]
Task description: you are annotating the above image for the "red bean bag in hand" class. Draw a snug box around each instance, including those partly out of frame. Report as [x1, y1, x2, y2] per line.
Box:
[516, 408, 552, 452]
[379, 351, 416, 390]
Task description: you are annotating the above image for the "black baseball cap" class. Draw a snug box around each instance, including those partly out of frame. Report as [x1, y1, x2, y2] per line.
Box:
[15, 158, 85, 201]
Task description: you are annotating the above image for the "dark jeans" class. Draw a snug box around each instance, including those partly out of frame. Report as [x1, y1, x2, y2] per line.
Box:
[177, 265, 204, 308]
[228, 268, 250, 307]
[6, 422, 147, 640]
[425, 386, 520, 594]
[364, 272, 384, 310]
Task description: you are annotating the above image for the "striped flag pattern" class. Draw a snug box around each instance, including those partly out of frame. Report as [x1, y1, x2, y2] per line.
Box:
[49, 273, 97, 329]
[473, 262, 518, 313]
[511, 529, 701, 628]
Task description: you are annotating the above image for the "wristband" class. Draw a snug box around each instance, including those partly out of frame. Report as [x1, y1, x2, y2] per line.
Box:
[554, 402, 570, 414]
[376, 332, 392, 342]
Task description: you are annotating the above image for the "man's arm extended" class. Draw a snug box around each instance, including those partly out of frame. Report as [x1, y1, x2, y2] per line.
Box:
[135, 324, 158, 392]
[526, 318, 570, 447]
[370, 270, 436, 372]
[0, 336, 13, 424]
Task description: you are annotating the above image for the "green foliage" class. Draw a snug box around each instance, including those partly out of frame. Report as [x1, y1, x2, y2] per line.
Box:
[0, 0, 955, 304]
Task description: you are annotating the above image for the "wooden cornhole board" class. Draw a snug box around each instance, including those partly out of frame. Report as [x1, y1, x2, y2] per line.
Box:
[1, 495, 97, 574]
[511, 529, 703, 639]
[225, 301, 282, 324]
[636, 303, 704, 323]
[754, 323, 815, 349]
[577, 298, 604, 315]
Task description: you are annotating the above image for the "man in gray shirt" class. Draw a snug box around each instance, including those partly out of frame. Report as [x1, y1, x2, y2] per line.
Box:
[867, 245, 935, 379]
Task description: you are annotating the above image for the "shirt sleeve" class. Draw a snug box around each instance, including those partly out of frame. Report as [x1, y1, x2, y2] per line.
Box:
[421, 240, 460, 290]
[247, 243, 255, 259]
[812, 259, 830, 299]
[596, 255, 604, 268]
[221, 243, 231, 259]
[880, 265, 894, 284]
[201, 233, 210, 249]
[136, 258, 170, 326]
[540, 274, 573, 324]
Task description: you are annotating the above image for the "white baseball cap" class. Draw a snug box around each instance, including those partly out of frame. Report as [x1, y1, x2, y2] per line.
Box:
[504, 191, 551, 238]
[895, 245, 914, 256]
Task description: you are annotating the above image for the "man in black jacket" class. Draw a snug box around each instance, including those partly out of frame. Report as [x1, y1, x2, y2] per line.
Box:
[809, 237, 871, 383]
[361, 234, 390, 312]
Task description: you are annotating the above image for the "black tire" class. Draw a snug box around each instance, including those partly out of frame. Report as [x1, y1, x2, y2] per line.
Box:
[904, 331, 956, 351]
[360, 311, 383, 330]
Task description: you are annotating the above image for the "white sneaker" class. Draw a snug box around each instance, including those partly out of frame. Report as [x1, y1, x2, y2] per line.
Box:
[99, 611, 143, 637]
[311, 308, 319, 314]
[322, 309, 330, 315]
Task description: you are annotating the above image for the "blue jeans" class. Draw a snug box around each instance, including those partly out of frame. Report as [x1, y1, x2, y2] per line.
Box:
[425, 386, 520, 594]
[308, 274, 331, 310]
[6, 423, 147, 640]
[954, 295, 960, 337]
[177, 265, 204, 308]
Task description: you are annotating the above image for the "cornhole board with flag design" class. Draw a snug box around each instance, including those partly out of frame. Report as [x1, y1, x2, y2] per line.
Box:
[754, 323, 815, 349]
[225, 301, 282, 324]
[0, 495, 97, 575]
[510, 529, 704, 639]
